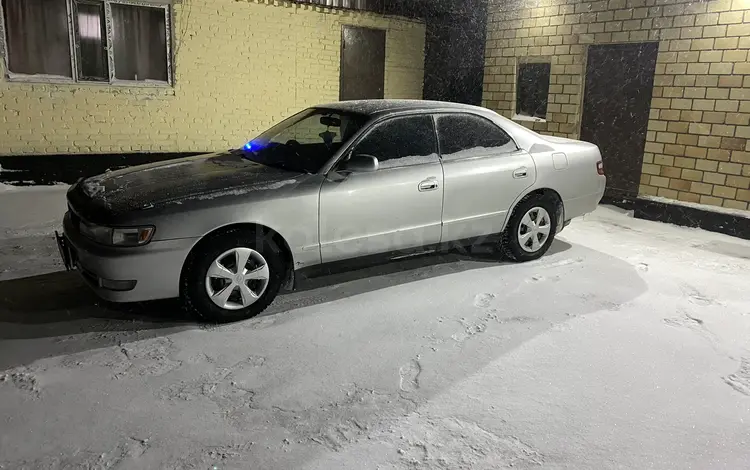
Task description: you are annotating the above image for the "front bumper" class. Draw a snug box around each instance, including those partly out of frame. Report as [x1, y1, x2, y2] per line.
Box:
[60, 211, 199, 303]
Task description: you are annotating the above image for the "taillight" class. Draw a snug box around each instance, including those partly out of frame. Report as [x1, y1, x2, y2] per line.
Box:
[596, 160, 605, 176]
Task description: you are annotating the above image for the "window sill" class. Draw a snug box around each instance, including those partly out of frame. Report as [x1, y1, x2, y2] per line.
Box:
[4, 73, 172, 89]
[512, 114, 546, 123]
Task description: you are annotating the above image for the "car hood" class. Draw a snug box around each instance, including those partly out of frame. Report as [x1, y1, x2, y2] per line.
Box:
[68, 151, 304, 221]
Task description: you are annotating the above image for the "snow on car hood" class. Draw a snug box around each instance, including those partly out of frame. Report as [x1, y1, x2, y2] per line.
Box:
[72, 152, 303, 216]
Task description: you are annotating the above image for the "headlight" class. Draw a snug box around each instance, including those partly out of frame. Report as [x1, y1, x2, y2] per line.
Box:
[80, 222, 155, 246]
[112, 227, 155, 246]
[79, 222, 111, 245]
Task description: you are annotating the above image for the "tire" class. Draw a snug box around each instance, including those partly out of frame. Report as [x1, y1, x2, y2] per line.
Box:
[501, 195, 558, 262]
[181, 228, 285, 323]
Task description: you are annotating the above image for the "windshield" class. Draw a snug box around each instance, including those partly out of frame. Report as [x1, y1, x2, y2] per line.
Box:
[240, 108, 369, 174]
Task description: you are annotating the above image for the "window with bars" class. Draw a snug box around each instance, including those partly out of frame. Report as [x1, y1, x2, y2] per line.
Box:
[0, 0, 171, 84]
[294, 0, 384, 13]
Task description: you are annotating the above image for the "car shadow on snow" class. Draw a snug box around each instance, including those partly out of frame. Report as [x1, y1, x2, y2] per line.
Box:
[0, 270, 186, 325]
[264, 240, 573, 316]
[0, 240, 573, 370]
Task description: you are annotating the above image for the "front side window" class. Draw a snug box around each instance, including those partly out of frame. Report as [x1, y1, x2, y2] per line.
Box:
[436, 114, 517, 161]
[1, 0, 172, 84]
[242, 108, 369, 174]
[352, 115, 438, 170]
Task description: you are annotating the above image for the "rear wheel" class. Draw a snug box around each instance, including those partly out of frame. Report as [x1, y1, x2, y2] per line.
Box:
[501, 195, 558, 262]
[181, 229, 284, 323]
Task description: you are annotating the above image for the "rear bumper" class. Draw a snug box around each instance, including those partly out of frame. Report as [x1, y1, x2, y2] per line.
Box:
[564, 177, 606, 221]
[61, 211, 199, 302]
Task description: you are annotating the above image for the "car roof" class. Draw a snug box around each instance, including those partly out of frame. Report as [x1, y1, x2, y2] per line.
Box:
[314, 99, 492, 118]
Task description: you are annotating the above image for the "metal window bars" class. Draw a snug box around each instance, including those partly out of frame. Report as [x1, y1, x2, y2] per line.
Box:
[292, 0, 385, 13]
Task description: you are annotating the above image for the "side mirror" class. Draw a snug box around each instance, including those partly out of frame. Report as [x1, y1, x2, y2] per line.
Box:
[341, 154, 379, 173]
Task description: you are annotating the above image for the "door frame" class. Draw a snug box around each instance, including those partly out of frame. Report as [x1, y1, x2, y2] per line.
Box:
[339, 25, 387, 101]
[578, 41, 659, 199]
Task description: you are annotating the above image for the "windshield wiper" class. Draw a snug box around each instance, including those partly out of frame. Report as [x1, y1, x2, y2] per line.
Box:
[233, 148, 311, 174]
[274, 162, 311, 174]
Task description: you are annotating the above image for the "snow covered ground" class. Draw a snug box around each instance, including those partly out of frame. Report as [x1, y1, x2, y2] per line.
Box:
[0, 183, 69, 238]
[0, 186, 748, 469]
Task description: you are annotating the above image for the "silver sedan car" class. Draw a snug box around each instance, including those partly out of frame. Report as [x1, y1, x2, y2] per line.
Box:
[57, 100, 606, 322]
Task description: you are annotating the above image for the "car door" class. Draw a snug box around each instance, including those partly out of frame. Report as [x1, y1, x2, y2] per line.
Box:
[319, 114, 444, 263]
[436, 113, 536, 243]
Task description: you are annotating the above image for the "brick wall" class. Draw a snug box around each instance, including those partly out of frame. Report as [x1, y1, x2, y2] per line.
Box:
[0, 0, 425, 155]
[484, 0, 750, 210]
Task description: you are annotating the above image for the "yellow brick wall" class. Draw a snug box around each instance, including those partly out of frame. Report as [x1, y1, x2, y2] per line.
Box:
[484, 0, 750, 211]
[0, 0, 425, 155]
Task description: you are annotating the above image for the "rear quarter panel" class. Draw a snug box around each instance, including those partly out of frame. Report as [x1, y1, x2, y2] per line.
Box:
[483, 112, 605, 225]
[529, 139, 606, 220]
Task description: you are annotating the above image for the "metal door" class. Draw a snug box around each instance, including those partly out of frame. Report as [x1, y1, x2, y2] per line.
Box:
[580, 42, 659, 199]
[436, 113, 536, 242]
[319, 115, 443, 262]
[340, 26, 386, 101]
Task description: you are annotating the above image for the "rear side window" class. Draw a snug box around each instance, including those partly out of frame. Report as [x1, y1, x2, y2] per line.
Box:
[352, 115, 439, 169]
[436, 114, 517, 161]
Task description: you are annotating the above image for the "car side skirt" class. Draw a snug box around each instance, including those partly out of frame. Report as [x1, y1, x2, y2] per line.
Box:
[292, 234, 505, 288]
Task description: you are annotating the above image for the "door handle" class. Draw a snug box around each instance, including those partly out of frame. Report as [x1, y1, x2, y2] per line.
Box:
[418, 177, 439, 192]
[513, 167, 528, 179]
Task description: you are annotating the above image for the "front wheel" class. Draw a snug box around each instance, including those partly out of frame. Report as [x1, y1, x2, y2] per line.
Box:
[501, 196, 558, 262]
[181, 229, 284, 323]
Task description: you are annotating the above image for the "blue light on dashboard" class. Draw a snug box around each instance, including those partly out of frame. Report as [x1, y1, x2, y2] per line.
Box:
[243, 140, 268, 152]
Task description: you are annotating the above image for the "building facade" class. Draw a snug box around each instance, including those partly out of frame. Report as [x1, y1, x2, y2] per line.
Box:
[483, 0, 750, 211]
[0, 0, 426, 156]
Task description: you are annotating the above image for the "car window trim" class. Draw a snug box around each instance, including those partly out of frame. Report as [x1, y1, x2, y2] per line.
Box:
[433, 112, 520, 162]
[325, 112, 440, 174]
